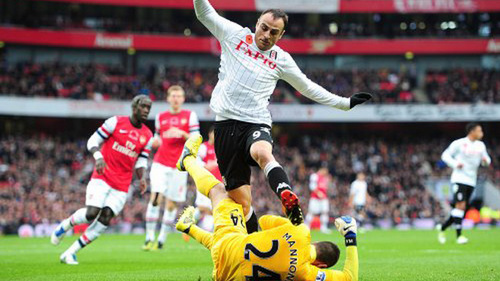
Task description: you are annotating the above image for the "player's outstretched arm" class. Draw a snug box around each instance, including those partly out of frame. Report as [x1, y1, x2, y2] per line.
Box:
[193, 0, 243, 42]
[281, 54, 371, 111]
[481, 144, 491, 166]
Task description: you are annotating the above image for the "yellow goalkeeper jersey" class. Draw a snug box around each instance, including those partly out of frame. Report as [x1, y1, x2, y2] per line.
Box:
[209, 212, 358, 281]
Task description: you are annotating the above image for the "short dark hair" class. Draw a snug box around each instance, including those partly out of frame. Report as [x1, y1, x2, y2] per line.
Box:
[131, 94, 151, 108]
[466, 122, 480, 134]
[315, 241, 340, 268]
[261, 9, 288, 31]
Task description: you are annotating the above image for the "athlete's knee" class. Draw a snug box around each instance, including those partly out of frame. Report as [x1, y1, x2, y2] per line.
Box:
[250, 142, 274, 168]
[209, 183, 227, 199]
[455, 201, 466, 210]
[97, 207, 115, 226]
[85, 206, 101, 221]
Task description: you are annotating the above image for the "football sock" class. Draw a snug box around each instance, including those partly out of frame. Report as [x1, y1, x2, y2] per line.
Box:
[62, 208, 88, 232]
[158, 208, 177, 244]
[450, 208, 465, 237]
[264, 161, 292, 198]
[145, 203, 160, 242]
[245, 207, 259, 234]
[188, 225, 214, 250]
[320, 213, 329, 230]
[67, 220, 107, 254]
[183, 156, 221, 197]
[441, 215, 454, 231]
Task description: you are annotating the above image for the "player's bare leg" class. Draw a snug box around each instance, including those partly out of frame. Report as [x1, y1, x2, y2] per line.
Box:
[144, 192, 163, 250]
[227, 185, 256, 231]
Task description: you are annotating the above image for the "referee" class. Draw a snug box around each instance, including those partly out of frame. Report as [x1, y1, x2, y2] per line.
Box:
[194, 0, 372, 232]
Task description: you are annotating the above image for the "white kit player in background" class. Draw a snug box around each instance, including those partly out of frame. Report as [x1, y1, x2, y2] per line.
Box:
[51, 95, 153, 265]
[438, 123, 491, 245]
[350, 173, 370, 230]
[143, 85, 199, 251]
[193, 0, 372, 233]
[305, 166, 332, 233]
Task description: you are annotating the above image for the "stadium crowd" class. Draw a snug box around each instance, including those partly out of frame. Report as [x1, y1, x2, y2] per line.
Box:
[1, 133, 497, 234]
[4, 4, 500, 39]
[2, 62, 500, 104]
[425, 68, 500, 104]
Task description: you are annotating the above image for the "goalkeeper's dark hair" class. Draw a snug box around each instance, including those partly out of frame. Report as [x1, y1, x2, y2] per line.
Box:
[466, 122, 480, 134]
[131, 94, 152, 109]
[260, 9, 288, 31]
[315, 241, 340, 268]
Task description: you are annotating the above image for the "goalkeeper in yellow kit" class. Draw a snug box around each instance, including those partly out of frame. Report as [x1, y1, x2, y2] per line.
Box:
[175, 134, 359, 281]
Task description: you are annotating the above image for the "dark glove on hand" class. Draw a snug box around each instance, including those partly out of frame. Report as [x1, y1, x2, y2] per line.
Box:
[350, 92, 372, 109]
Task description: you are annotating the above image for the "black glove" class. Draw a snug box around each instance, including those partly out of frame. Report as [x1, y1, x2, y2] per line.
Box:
[349, 92, 372, 109]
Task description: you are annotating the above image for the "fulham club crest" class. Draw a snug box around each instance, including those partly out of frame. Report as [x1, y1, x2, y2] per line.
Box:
[270, 50, 277, 60]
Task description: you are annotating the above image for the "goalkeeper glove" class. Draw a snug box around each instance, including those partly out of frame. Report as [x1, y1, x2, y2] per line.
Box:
[350, 92, 372, 109]
[335, 216, 357, 246]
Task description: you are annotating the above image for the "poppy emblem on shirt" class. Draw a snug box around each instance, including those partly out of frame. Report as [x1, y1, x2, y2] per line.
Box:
[140, 135, 146, 145]
[246, 35, 253, 44]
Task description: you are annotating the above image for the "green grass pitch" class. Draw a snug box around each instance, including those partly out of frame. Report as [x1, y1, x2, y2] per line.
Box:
[1, 229, 499, 280]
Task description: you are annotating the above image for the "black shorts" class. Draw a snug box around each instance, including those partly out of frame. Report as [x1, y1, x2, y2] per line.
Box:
[214, 119, 273, 191]
[452, 183, 474, 205]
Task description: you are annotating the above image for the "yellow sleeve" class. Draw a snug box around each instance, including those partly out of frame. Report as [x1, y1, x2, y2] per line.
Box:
[188, 225, 214, 250]
[304, 246, 358, 281]
[258, 215, 291, 231]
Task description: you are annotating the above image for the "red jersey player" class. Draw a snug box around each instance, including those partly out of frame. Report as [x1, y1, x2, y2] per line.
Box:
[143, 85, 200, 250]
[195, 126, 222, 231]
[306, 166, 332, 233]
[51, 95, 153, 265]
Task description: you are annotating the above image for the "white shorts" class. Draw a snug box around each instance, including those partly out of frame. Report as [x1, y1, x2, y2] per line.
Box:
[150, 162, 188, 202]
[308, 198, 329, 215]
[86, 179, 127, 215]
[195, 191, 212, 210]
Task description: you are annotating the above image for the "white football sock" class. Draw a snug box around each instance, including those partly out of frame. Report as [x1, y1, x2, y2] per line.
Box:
[320, 213, 329, 230]
[62, 208, 88, 231]
[158, 208, 177, 244]
[67, 221, 107, 254]
[145, 203, 160, 242]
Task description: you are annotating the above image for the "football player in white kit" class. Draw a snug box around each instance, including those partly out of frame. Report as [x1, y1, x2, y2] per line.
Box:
[438, 123, 491, 244]
[350, 173, 369, 229]
[193, 0, 372, 233]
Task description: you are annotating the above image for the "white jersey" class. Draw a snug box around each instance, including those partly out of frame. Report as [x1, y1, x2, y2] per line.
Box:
[441, 137, 491, 187]
[350, 180, 368, 206]
[194, 0, 350, 126]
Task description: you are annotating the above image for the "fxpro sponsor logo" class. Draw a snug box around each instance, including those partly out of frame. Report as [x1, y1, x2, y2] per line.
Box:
[94, 33, 133, 49]
[487, 39, 500, 53]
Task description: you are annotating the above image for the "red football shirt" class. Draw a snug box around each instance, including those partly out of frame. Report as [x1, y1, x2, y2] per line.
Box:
[310, 172, 328, 199]
[91, 116, 153, 192]
[153, 110, 199, 168]
[199, 141, 223, 182]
